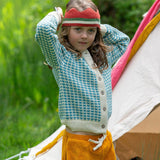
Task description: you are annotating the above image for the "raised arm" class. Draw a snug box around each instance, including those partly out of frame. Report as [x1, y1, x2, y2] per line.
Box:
[101, 24, 130, 66]
[35, 8, 64, 68]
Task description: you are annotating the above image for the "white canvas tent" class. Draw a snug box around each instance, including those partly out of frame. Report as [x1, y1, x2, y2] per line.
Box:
[110, 11, 160, 159]
[6, 0, 160, 160]
[115, 104, 160, 160]
[109, 6, 160, 142]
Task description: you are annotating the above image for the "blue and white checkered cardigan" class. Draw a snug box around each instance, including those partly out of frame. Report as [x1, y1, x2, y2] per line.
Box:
[35, 11, 130, 134]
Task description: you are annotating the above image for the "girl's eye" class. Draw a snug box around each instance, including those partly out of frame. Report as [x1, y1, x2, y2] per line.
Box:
[88, 29, 96, 34]
[74, 27, 81, 32]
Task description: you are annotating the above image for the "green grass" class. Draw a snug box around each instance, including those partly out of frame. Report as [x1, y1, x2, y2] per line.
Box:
[0, 106, 61, 159]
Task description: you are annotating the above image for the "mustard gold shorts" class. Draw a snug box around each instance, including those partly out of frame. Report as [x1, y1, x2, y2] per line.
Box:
[62, 129, 116, 160]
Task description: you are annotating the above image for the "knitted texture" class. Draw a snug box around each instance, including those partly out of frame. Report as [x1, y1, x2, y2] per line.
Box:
[35, 12, 130, 134]
[62, 8, 100, 28]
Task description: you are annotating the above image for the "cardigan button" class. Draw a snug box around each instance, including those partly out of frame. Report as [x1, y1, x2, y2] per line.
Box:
[92, 63, 97, 68]
[103, 107, 106, 111]
[98, 77, 102, 81]
[101, 90, 105, 95]
[101, 124, 105, 128]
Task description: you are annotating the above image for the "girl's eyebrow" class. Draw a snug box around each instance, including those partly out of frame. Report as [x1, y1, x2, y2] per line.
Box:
[90, 28, 97, 30]
[72, 26, 82, 28]
[88, 27, 97, 30]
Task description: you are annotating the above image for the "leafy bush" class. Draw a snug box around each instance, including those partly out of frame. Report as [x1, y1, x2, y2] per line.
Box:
[0, 0, 66, 159]
[94, 0, 155, 38]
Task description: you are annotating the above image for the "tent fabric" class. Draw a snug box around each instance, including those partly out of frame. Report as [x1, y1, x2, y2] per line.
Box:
[115, 104, 160, 160]
[28, 125, 65, 160]
[127, 12, 160, 63]
[111, 0, 160, 89]
[35, 130, 64, 157]
[108, 12, 160, 141]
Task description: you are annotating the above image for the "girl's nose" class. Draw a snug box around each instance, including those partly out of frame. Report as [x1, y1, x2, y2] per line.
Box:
[81, 31, 87, 38]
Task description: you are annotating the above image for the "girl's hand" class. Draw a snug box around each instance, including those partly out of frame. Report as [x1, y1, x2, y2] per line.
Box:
[55, 7, 63, 20]
[55, 7, 63, 31]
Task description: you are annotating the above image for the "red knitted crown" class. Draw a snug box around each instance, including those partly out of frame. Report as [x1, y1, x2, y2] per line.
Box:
[62, 8, 100, 28]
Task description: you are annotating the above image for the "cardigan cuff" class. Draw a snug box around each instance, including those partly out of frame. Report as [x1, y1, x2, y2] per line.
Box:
[100, 24, 107, 37]
[47, 11, 62, 25]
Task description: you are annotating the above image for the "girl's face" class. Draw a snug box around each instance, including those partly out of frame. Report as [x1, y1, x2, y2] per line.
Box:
[68, 26, 97, 52]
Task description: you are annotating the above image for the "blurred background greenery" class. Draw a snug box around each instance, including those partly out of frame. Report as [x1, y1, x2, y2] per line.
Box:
[0, 0, 155, 159]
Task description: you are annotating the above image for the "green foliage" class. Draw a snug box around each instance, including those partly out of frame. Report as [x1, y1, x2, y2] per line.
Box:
[0, 0, 61, 108]
[0, 0, 65, 159]
[94, 0, 155, 38]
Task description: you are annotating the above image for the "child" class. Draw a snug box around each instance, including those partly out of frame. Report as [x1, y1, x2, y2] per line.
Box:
[35, 0, 130, 159]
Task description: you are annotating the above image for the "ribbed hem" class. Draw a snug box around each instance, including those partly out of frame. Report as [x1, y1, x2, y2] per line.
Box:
[61, 119, 108, 134]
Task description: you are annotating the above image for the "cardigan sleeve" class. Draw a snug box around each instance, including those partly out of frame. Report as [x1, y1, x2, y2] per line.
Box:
[35, 11, 65, 68]
[101, 24, 130, 66]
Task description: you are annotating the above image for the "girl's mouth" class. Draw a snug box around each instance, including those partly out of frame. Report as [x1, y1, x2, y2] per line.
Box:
[79, 42, 87, 44]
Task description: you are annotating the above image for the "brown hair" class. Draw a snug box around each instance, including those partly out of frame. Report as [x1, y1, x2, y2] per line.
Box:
[58, 0, 110, 70]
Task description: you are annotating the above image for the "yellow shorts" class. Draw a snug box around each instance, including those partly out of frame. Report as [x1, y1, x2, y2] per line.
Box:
[62, 129, 116, 160]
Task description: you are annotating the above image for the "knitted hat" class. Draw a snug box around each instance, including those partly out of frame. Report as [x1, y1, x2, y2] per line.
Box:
[62, 8, 100, 28]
